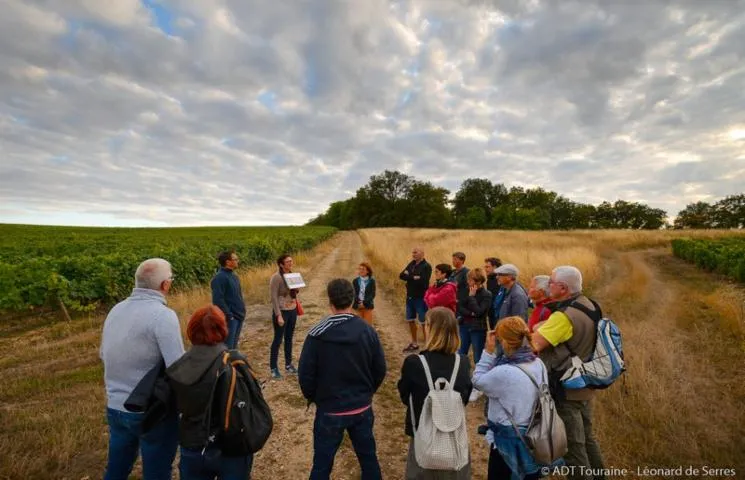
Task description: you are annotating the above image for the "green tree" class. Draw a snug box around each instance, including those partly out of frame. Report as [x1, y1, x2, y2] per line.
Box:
[713, 194, 745, 228]
[452, 178, 507, 227]
[674, 202, 715, 229]
[403, 181, 453, 228]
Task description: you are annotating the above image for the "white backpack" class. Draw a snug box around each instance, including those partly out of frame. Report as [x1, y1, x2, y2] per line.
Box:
[409, 354, 469, 471]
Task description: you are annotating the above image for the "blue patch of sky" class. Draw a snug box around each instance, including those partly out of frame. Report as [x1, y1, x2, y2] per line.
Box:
[270, 154, 289, 168]
[10, 115, 30, 126]
[142, 0, 178, 36]
[398, 90, 414, 108]
[426, 17, 443, 33]
[60, 19, 82, 49]
[257, 90, 281, 113]
[303, 57, 319, 98]
[496, 19, 524, 43]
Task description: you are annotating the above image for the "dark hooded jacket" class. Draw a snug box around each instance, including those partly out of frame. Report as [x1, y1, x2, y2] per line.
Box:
[166, 343, 226, 449]
[298, 313, 387, 414]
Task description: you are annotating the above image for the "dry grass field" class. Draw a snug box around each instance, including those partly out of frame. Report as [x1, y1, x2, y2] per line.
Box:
[1, 228, 744, 479]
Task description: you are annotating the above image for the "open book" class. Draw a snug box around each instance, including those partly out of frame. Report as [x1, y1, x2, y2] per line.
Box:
[283, 272, 306, 289]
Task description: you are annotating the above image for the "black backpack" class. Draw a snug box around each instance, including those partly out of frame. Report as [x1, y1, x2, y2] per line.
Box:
[203, 350, 273, 456]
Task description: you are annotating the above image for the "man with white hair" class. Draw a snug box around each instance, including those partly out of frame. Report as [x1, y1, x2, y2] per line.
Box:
[527, 274, 552, 332]
[533, 266, 606, 480]
[100, 258, 185, 480]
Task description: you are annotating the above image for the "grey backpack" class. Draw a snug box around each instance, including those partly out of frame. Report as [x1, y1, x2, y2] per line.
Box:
[494, 362, 567, 465]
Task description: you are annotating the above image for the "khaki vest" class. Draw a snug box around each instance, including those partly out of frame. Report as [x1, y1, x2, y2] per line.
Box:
[540, 295, 598, 401]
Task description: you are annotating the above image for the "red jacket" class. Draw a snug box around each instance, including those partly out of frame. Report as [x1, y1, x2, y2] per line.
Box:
[528, 299, 553, 332]
[424, 281, 457, 314]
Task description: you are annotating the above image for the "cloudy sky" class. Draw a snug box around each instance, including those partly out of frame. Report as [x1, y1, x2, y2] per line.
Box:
[1, 0, 744, 226]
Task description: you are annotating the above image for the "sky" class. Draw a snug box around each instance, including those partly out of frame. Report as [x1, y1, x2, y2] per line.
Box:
[1, 0, 744, 227]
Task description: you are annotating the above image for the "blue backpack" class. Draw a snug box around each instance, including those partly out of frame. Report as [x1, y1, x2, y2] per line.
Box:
[559, 299, 625, 390]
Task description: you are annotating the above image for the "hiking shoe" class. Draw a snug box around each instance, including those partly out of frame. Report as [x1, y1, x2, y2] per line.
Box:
[270, 368, 282, 379]
[402, 343, 419, 353]
[468, 389, 483, 402]
[477, 424, 489, 436]
[285, 365, 298, 375]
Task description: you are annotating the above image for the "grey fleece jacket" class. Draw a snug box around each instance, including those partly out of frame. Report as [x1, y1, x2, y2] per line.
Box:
[100, 288, 185, 411]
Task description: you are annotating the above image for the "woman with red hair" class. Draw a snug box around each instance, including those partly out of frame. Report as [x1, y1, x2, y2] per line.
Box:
[167, 305, 254, 480]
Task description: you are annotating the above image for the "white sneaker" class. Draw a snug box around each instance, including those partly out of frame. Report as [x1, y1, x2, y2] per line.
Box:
[469, 389, 483, 402]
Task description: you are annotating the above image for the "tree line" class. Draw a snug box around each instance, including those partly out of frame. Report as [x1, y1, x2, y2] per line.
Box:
[673, 195, 745, 229]
[307, 170, 671, 230]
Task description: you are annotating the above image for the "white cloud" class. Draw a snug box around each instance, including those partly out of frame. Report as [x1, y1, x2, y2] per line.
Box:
[0, 0, 744, 226]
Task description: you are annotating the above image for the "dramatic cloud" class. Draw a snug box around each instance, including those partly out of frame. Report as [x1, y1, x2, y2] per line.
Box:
[1, 0, 744, 226]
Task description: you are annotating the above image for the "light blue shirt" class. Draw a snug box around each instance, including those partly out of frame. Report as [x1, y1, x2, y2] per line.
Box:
[358, 276, 369, 302]
[472, 352, 545, 426]
[100, 288, 185, 411]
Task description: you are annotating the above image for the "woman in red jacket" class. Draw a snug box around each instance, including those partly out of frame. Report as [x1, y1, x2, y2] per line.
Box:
[424, 263, 457, 313]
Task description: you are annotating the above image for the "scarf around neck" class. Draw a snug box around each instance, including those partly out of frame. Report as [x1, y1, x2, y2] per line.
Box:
[495, 344, 537, 366]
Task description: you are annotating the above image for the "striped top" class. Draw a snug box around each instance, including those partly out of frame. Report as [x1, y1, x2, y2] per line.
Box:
[308, 313, 355, 337]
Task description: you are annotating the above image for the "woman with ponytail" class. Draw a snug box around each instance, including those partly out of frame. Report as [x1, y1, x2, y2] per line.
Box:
[472, 317, 547, 480]
[269, 254, 299, 379]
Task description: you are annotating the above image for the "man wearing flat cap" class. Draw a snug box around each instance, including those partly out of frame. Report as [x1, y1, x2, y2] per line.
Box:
[494, 263, 530, 323]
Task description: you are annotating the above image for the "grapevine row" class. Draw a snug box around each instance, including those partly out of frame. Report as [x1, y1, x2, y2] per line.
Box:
[671, 237, 745, 283]
[0, 225, 336, 312]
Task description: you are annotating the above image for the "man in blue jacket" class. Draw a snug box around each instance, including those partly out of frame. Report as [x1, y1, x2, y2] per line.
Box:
[494, 263, 530, 322]
[210, 250, 246, 349]
[299, 278, 387, 480]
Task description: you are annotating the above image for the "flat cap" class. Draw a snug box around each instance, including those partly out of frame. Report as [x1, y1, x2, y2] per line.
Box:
[495, 263, 519, 277]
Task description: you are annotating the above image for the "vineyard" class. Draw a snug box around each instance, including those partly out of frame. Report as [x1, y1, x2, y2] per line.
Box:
[0, 224, 336, 312]
[672, 236, 745, 282]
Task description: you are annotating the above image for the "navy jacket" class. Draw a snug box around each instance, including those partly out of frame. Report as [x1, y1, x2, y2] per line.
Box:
[210, 268, 246, 322]
[352, 276, 376, 309]
[399, 260, 432, 299]
[298, 313, 387, 413]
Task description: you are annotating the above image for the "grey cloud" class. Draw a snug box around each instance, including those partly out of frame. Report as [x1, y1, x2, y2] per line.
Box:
[1, 0, 744, 226]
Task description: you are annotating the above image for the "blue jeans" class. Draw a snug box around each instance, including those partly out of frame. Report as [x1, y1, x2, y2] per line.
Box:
[310, 408, 382, 480]
[226, 316, 244, 349]
[104, 407, 178, 480]
[458, 325, 486, 365]
[405, 297, 428, 323]
[179, 447, 254, 480]
[270, 309, 298, 370]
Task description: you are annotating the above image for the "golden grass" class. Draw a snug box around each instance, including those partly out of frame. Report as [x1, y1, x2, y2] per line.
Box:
[359, 228, 745, 474]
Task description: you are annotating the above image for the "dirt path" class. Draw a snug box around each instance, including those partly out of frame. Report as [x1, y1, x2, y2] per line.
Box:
[243, 230, 500, 479]
[241, 231, 415, 479]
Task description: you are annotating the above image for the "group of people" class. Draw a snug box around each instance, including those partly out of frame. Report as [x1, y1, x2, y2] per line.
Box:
[395, 248, 606, 479]
[99, 246, 606, 480]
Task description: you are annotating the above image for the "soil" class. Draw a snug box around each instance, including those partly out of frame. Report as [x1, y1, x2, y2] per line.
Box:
[240, 231, 492, 479]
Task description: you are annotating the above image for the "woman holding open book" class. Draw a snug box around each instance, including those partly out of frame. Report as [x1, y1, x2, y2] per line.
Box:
[269, 254, 300, 379]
